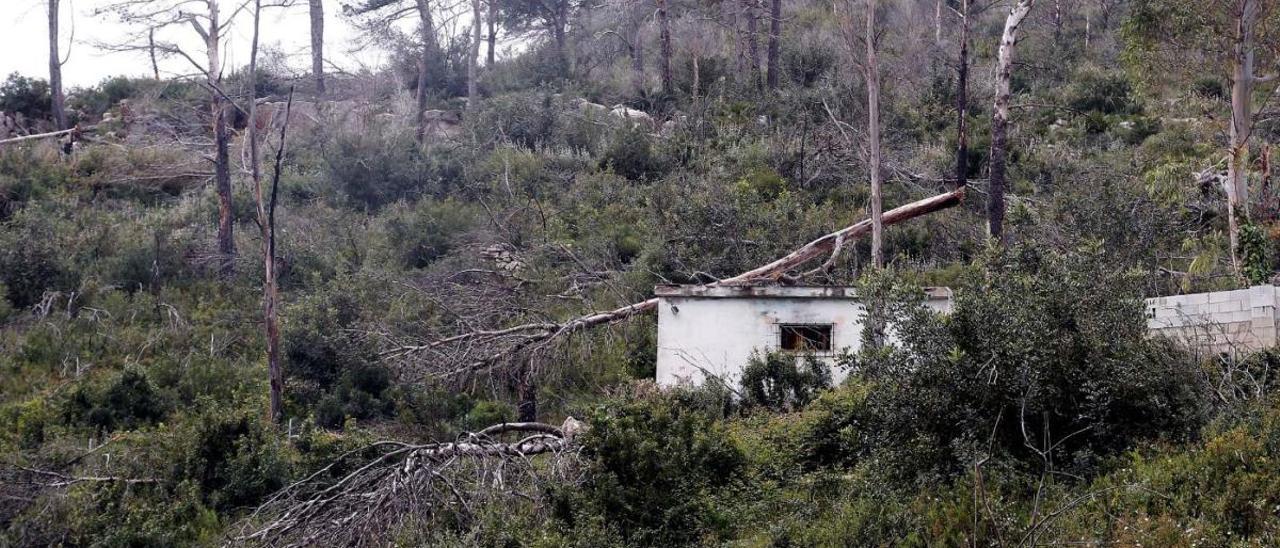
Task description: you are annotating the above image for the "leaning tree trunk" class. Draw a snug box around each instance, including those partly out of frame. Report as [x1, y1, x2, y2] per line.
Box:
[766, 0, 782, 89]
[207, 0, 235, 276]
[309, 0, 325, 95]
[1226, 0, 1260, 273]
[48, 0, 67, 130]
[866, 0, 882, 268]
[469, 0, 482, 107]
[657, 0, 673, 95]
[149, 28, 160, 79]
[988, 0, 1035, 243]
[954, 0, 970, 189]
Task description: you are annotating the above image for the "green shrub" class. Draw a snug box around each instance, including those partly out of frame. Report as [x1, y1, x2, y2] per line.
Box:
[850, 245, 1208, 480]
[601, 125, 665, 181]
[554, 387, 744, 545]
[0, 73, 51, 121]
[172, 410, 292, 512]
[739, 351, 831, 412]
[63, 370, 170, 433]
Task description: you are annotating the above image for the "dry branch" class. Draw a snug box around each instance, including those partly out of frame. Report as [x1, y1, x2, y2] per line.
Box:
[384, 187, 965, 374]
[0, 125, 93, 146]
[233, 420, 582, 547]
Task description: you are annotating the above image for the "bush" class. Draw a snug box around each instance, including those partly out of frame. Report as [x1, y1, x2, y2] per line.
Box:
[554, 387, 744, 545]
[849, 245, 1208, 480]
[0, 73, 51, 121]
[172, 410, 292, 512]
[739, 351, 831, 412]
[63, 370, 170, 433]
[378, 199, 478, 269]
[601, 124, 666, 181]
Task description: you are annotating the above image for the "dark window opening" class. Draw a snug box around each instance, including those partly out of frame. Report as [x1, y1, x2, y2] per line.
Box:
[780, 324, 833, 352]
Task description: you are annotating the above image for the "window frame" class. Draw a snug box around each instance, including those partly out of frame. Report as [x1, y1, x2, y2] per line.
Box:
[777, 323, 836, 355]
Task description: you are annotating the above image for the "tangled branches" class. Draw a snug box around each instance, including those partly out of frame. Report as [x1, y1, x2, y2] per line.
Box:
[381, 187, 966, 377]
[232, 419, 586, 547]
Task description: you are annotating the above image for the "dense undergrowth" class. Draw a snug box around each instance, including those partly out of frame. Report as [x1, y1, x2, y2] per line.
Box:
[3, 0, 1280, 544]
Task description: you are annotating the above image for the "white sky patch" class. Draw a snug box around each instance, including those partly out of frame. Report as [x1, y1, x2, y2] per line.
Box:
[0, 0, 392, 89]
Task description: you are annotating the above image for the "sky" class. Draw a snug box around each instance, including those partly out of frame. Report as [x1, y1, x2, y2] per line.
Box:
[0, 0, 390, 88]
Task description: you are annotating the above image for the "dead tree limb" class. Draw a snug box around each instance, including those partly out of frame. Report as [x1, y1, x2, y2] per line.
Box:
[383, 187, 965, 373]
[233, 420, 582, 547]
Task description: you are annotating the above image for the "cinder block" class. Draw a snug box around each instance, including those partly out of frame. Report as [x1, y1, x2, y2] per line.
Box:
[1251, 305, 1275, 318]
[1209, 291, 1234, 304]
[1178, 293, 1210, 306]
[1252, 317, 1275, 330]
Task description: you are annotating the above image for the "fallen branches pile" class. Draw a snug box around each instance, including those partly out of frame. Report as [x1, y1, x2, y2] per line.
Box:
[382, 187, 965, 375]
[233, 420, 585, 547]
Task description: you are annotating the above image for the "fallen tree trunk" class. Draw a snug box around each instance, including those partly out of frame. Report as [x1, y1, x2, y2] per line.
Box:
[0, 125, 92, 146]
[384, 187, 965, 371]
[235, 420, 580, 546]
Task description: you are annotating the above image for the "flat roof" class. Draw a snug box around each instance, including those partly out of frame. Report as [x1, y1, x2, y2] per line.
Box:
[654, 285, 952, 300]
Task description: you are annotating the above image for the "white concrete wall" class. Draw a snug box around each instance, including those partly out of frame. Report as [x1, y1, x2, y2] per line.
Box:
[655, 289, 951, 388]
[1146, 285, 1280, 354]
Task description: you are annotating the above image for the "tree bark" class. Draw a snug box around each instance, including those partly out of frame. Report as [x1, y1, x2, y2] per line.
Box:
[469, 0, 482, 107]
[935, 0, 942, 46]
[551, 1, 569, 77]
[1226, 0, 1260, 272]
[630, 28, 645, 95]
[766, 0, 782, 89]
[415, 0, 437, 143]
[866, 0, 883, 268]
[657, 0, 673, 95]
[309, 0, 325, 95]
[954, 0, 970, 189]
[48, 0, 67, 130]
[745, 0, 762, 90]
[988, 0, 1035, 243]
[516, 361, 537, 422]
[246, 0, 284, 424]
[487, 0, 497, 65]
[149, 28, 160, 79]
[208, 0, 235, 276]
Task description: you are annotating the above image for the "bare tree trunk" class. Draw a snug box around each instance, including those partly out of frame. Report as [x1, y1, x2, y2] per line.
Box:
[208, 0, 235, 276]
[1052, 0, 1062, 45]
[935, 0, 942, 46]
[866, 0, 882, 267]
[48, 0, 67, 130]
[1226, 0, 1260, 273]
[148, 28, 160, 79]
[658, 0, 673, 95]
[469, 0, 481, 107]
[745, 0, 762, 90]
[988, 0, 1035, 243]
[515, 361, 536, 422]
[415, 0, 436, 143]
[246, 0, 284, 424]
[487, 0, 497, 65]
[630, 29, 645, 95]
[954, 0, 970, 189]
[551, 1, 569, 77]
[309, 0, 325, 95]
[766, 0, 782, 89]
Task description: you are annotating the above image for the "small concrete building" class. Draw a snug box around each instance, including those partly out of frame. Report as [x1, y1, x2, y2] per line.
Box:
[1146, 285, 1280, 355]
[654, 285, 953, 387]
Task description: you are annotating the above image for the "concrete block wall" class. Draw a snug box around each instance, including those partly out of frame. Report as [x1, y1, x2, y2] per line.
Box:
[1146, 285, 1280, 354]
